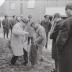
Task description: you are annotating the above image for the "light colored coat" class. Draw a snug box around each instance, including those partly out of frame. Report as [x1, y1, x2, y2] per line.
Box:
[11, 22, 28, 56]
[35, 24, 46, 48]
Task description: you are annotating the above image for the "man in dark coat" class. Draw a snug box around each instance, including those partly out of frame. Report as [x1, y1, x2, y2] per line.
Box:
[9, 15, 16, 34]
[50, 13, 63, 72]
[41, 15, 51, 48]
[56, 3, 72, 72]
[2, 15, 9, 38]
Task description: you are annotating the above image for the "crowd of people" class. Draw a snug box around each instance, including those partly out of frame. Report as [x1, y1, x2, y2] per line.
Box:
[1, 14, 50, 67]
[50, 3, 72, 72]
[0, 2, 72, 72]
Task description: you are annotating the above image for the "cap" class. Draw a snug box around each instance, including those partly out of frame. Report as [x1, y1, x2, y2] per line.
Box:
[65, 3, 72, 10]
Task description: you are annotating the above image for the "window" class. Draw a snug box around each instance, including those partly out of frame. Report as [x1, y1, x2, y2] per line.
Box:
[27, 0, 35, 8]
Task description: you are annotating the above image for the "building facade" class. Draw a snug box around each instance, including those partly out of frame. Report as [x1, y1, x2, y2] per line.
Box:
[0, 0, 72, 21]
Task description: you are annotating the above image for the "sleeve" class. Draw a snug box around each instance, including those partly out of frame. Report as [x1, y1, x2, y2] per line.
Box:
[48, 22, 52, 31]
[2, 20, 5, 26]
[50, 23, 60, 39]
[12, 24, 28, 36]
[56, 21, 70, 51]
[35, 28, 44, 44]
[40, 21, 43, 25]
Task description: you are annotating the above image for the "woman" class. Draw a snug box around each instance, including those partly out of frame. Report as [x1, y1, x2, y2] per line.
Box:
[50, 13, 62, 72]
[10, 18, 29, 65]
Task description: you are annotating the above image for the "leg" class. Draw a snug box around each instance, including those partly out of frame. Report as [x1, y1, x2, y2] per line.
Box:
[11, 29, 12, 34]
[28, 37, 30, 45]
[11, 56, 18, 65]
[10, 27, 13, 35]
[23, 49, 28, 66]
[3, 28, 6, 38]
[4, 30, 5, 38]
[45, 32, 49, 48]
[37, 46, 43, 62]
[30, 44, 38, 65]
[6, 29, 9, 38]
[55, 60, 60, 72]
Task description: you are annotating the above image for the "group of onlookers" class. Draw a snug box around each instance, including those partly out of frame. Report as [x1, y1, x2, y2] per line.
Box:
[2, 15, 16, 38]
[1, 2, 72, 72]
[1, 14, 47, 67]
[50, 3, 72, 72]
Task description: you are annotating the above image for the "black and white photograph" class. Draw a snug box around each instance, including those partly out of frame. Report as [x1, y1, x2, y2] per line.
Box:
[0, 0, 72, 72]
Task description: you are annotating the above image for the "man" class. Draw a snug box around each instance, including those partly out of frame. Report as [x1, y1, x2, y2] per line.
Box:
[31, 23, 46, 62]
[10, 18, 29, 66]
[2, 15, 9, 38]
[41, 15, 51, 48]
[56, 3, 72, 72]
[28, 15, 32, 22]
[26, 15, 34, 45]
[9, 15, 16, 34]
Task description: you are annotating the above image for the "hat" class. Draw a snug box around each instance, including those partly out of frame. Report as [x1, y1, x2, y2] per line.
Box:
[65, 3, 72, 10]
[21, 18, 28, 24]
[54, 13, 61, 18]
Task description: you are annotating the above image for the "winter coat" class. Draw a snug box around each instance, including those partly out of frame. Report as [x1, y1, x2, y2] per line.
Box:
[56, 16, 72, 72]
[11, 22, 28, 56]
[50, 19, 63, 60]
[41, 20, 51, 33]
[35, 24, 46, 48]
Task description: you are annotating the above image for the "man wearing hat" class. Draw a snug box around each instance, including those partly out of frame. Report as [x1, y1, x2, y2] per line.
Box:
[56, 3, 72, 72]
[2, 15, 10, 38]
[41, 15, 51, 48]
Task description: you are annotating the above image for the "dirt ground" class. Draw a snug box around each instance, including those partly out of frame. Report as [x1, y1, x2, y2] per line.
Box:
[0, 38, 54, 72]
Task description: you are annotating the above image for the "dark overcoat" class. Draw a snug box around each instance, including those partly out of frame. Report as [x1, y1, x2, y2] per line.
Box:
[56, 16, 72, 72]
[41, 20, 51, 33]
[2, 18, 10, 32]
[9, 18, 16, 30]
[50, 20, 63, 60]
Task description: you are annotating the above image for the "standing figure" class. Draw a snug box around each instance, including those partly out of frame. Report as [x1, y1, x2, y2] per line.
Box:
[31, 23, 46, 62]
[56, 3, 72, 72]
[27, 15, 33, 45]
[50, 13, 63, 72]
[2, 15, 9, 38]
[9, 15, 16, 34]
[10, 18, 29, 66]
[41, 15, 51, 48]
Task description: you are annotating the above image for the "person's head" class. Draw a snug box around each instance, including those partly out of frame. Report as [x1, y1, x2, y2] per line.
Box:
[24, 18, 28, 24]
[19, 18, 26, 28]
[44, 15, 49, 21]
[53, 13, 61, 22]
[65, 3, 72, 17]
[54, 13, 61, 19]
[20, 15, 24, 19]
[4, 15, 7, 19]
[28, 15, 32, 21]
[12, 15, 16, 18]
[31, 22, 38, 30]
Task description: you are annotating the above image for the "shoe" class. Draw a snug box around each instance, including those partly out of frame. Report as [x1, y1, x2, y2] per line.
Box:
[9, 63, 15, 67]
[51, 69, 56, 72]
[22, 62, 27, 66]
[39, 58, 44, 62]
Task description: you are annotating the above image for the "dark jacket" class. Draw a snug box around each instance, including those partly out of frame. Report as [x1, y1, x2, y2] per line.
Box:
[41, 20, 51, 33]
[2, 18, 9, 29]
[50, 19, 63, 60]
[9, 18, 16, 29]
[56, 16, 72, 72]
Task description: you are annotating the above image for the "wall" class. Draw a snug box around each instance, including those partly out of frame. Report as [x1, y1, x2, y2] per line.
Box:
[0, 0, 72, 21]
